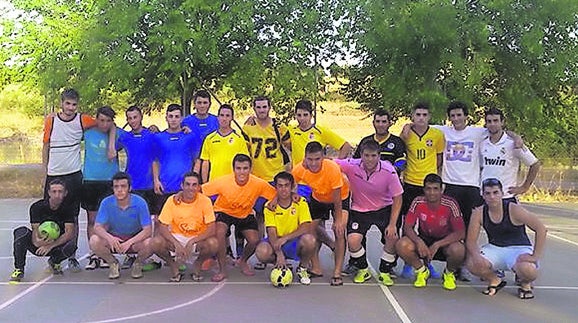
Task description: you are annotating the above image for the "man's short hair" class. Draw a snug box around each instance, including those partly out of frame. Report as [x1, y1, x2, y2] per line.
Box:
[305, 141, 324, 155]
[423, 173, 443, 187]
[485, 107, 505, 121]
[412, 102, 430, 112]
[373, 108, 391, 121]
[482, 177, 503, 191]
[112, 171, 131, 186]
[274, 171, 295, 187]
[182, 171, 202, 184]
[193, 90, 211, 103]
[233, 153, 252, 168]
[295, 99, 313, 114]
[253, 96, 270, 107]
[167, 103, 183, 115]
[447, 101, 469, 117]
[48, 178, 67, 190]
[359, 140, 380, 154]
[61, 88, 79, 102]
[126, 105, 142, 115]
[218, 104, 234, 118]
[96, 106, 116, 120]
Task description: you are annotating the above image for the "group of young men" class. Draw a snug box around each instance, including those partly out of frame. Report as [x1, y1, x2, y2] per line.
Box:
[10, 88, 547, 299]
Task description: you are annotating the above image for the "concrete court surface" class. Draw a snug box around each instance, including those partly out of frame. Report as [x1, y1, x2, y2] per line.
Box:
[0, 199, 577, 323]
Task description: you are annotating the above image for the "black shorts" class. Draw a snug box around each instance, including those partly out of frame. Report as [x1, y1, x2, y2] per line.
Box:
[45, 171, 83, 216]
[347, 206, 392, 243]
[444, 184, 483, 227]
[401, 183, 423, 217]
[154, 192, 175, 216]
[309, 196, 350, 221]
[133, 189, 159, 215]
[216, 212, 258, 232]
[81, 181, 112, 212]
[420, 236, 464, 262]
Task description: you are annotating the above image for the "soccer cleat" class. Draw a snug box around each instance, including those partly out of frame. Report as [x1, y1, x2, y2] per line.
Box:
[121, 255, 136, 270]
[68, 258, 81, 273]
[378, 272, 394, 286]
[297, 266, 311, 285]
[442, 271, 457, 290]
[85, 255, 100, 270]
[48, 259, 63, 275]
[341, 263, 359, 277]
[353, 268, 371, 284]
[178, 264, 187, 272]
[131, 262, 143, 279]
[108, 262, 120, 279]
[9, 269, 24, 283]
[142, 261, 162, 272]
[427, 263, 441, 279]
[401, 264, 414, 279]
[386, 267, 398, 279]
[99, 258, 110, 269]
[413, 267, 430, 288]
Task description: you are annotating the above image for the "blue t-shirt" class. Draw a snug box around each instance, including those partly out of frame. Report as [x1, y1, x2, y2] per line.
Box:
[95, 194, 151, 237]
[182, 114, 219, 141]
[117, 127, 155, 190]
[83, 128, 119, 181]
[153, 130, 202, 193]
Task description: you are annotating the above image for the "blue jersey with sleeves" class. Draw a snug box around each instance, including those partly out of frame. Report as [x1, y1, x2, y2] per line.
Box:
[153, 130, 201, 193]
[117, 127, 155, 190]
[182, 114, 219, 141]
[83, 128, 119, 181]
[95, 194, 151, 237]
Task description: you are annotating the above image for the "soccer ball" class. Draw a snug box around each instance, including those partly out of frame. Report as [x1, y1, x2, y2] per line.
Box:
[270, 267, 293, 287]
[39, 221, 60, 240]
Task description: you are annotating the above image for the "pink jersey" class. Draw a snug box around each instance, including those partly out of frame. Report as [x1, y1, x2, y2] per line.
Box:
[335, 158, 403, 212]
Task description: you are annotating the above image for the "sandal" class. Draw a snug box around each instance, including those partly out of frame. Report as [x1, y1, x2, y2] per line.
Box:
[169, 272, 184, 283]
[191, 272, 204, 282]
[482, 280, 507, 296]
[330, 276, 344, 286]
[254, 262, 267, 270]
[211, 272, 226, 282]
[307, 270, 323, 278]
[518, 287, 534, 300]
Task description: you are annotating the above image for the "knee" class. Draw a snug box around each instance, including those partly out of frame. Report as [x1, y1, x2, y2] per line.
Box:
[300, 234, 317, 251]
[514, 262, 538, 280]
[13, 226, 30, 239]
[395, 237, 413, 254]
[446, 242, 466, 259]
[255, 242, 272, 262]
[206, 237, 219, 253]
[347, 234, 363, 251]
[89, 234, 103, 249]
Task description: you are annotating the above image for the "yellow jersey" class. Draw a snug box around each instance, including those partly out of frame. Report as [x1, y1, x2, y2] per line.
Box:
[200, 130, 249, 180]
[284, 124, 346, 167]
[404, 126, 445, 186]
[243, 120, 287, 181]
[264, 197, 312, 237]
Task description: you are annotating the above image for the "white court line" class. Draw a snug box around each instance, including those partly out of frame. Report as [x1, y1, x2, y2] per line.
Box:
[0, 253, 89, 311]
[84, 280, 226, 323]
[548, 232, 578, 248]
[367, 264, 412, 323]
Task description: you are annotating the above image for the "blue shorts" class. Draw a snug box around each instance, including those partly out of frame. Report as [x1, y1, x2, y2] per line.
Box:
[296, 184, 312, 203]
[253, 181, 275, 215]
[264, 236, 301, 261]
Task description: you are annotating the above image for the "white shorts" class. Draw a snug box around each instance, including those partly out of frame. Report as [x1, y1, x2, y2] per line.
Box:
[479, 244, 534, 271]
[170, 234, 199, 258]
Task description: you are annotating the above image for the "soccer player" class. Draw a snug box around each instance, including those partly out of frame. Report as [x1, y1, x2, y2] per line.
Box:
[82, 106, 120, 270]
[89, 172, 153, 279]
[10, 179, 77, 282]
[292, 142, 350, 286]
[335, 140, 403, 285]
[481, 107, 541, 202]
[152, 104, 202, 212]
[395, 174, 466, 290]
[467, 178, 547, 299]
[42, 88, 115, 271]
[198, 104, 250, 183]
[283, 99, 352, 167]
[151, 172, 218, 282]
[255, 171, 316, 285]
[353, 108, 406, 172]
[202, 154, 276, 282]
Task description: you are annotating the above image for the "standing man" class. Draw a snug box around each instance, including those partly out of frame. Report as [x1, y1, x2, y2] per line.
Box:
[153, 104, 202, 212]
[467, 178, 547, 299]
[198, 104, 249, 183]
[255, 172, 317, 285]
[202, 154, 276, 282]
[481, 107, 541, 202]
[395, 174, 466, 290]
[335, 140, 403, 285]
[82, 106, 120, 270]
[10, 180, 77, 282]
[42, 89, 115, 272]
[292, 142, 350, 286]
[89, 172, 153, 279]
[151, 172, 219, 282]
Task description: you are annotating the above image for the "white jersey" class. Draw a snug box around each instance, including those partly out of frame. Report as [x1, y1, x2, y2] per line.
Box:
[480, 133, 539, 199]
[435, 125, 486, 187]
[44, 113, 86, 176]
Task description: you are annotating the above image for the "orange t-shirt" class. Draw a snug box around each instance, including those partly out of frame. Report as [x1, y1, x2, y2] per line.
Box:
[292, 159, 349, 203]
[202, 174, 276, 218]
[158, 193, 215, 237]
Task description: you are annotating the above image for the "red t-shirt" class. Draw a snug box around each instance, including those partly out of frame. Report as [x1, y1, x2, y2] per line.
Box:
[405, 195, 464, 239]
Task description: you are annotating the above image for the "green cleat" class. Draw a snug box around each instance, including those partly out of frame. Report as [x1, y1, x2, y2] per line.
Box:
[9, 268, 24, 283]
[353, 268, 371, 283]
[442, 270, 457, 290]
[413, 267, 430, 288]
[378, 272, 394, 286]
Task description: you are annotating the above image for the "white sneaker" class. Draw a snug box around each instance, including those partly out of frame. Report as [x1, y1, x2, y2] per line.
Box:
[108, 262, 120, 279]
[297, 266, 311, 285]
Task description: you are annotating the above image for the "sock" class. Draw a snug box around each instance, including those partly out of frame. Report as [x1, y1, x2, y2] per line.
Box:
[416, 265, 426, 273]
[350, 247, 368, 269]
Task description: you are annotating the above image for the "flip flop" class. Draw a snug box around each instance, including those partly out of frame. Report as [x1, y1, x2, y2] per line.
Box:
[191, 272, 204, 282]
[169, 272, 184, 283]
[518, 287, 534, 300]
[330, 276, 344, 286]
[307, 270, 323, 278]
[211, 272, 226, 282]
[483, 280, 507, 296]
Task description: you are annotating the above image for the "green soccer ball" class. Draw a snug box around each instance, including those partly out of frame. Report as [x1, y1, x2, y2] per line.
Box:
[39, 221, 60, 240]
[270, 267, 293, 288]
